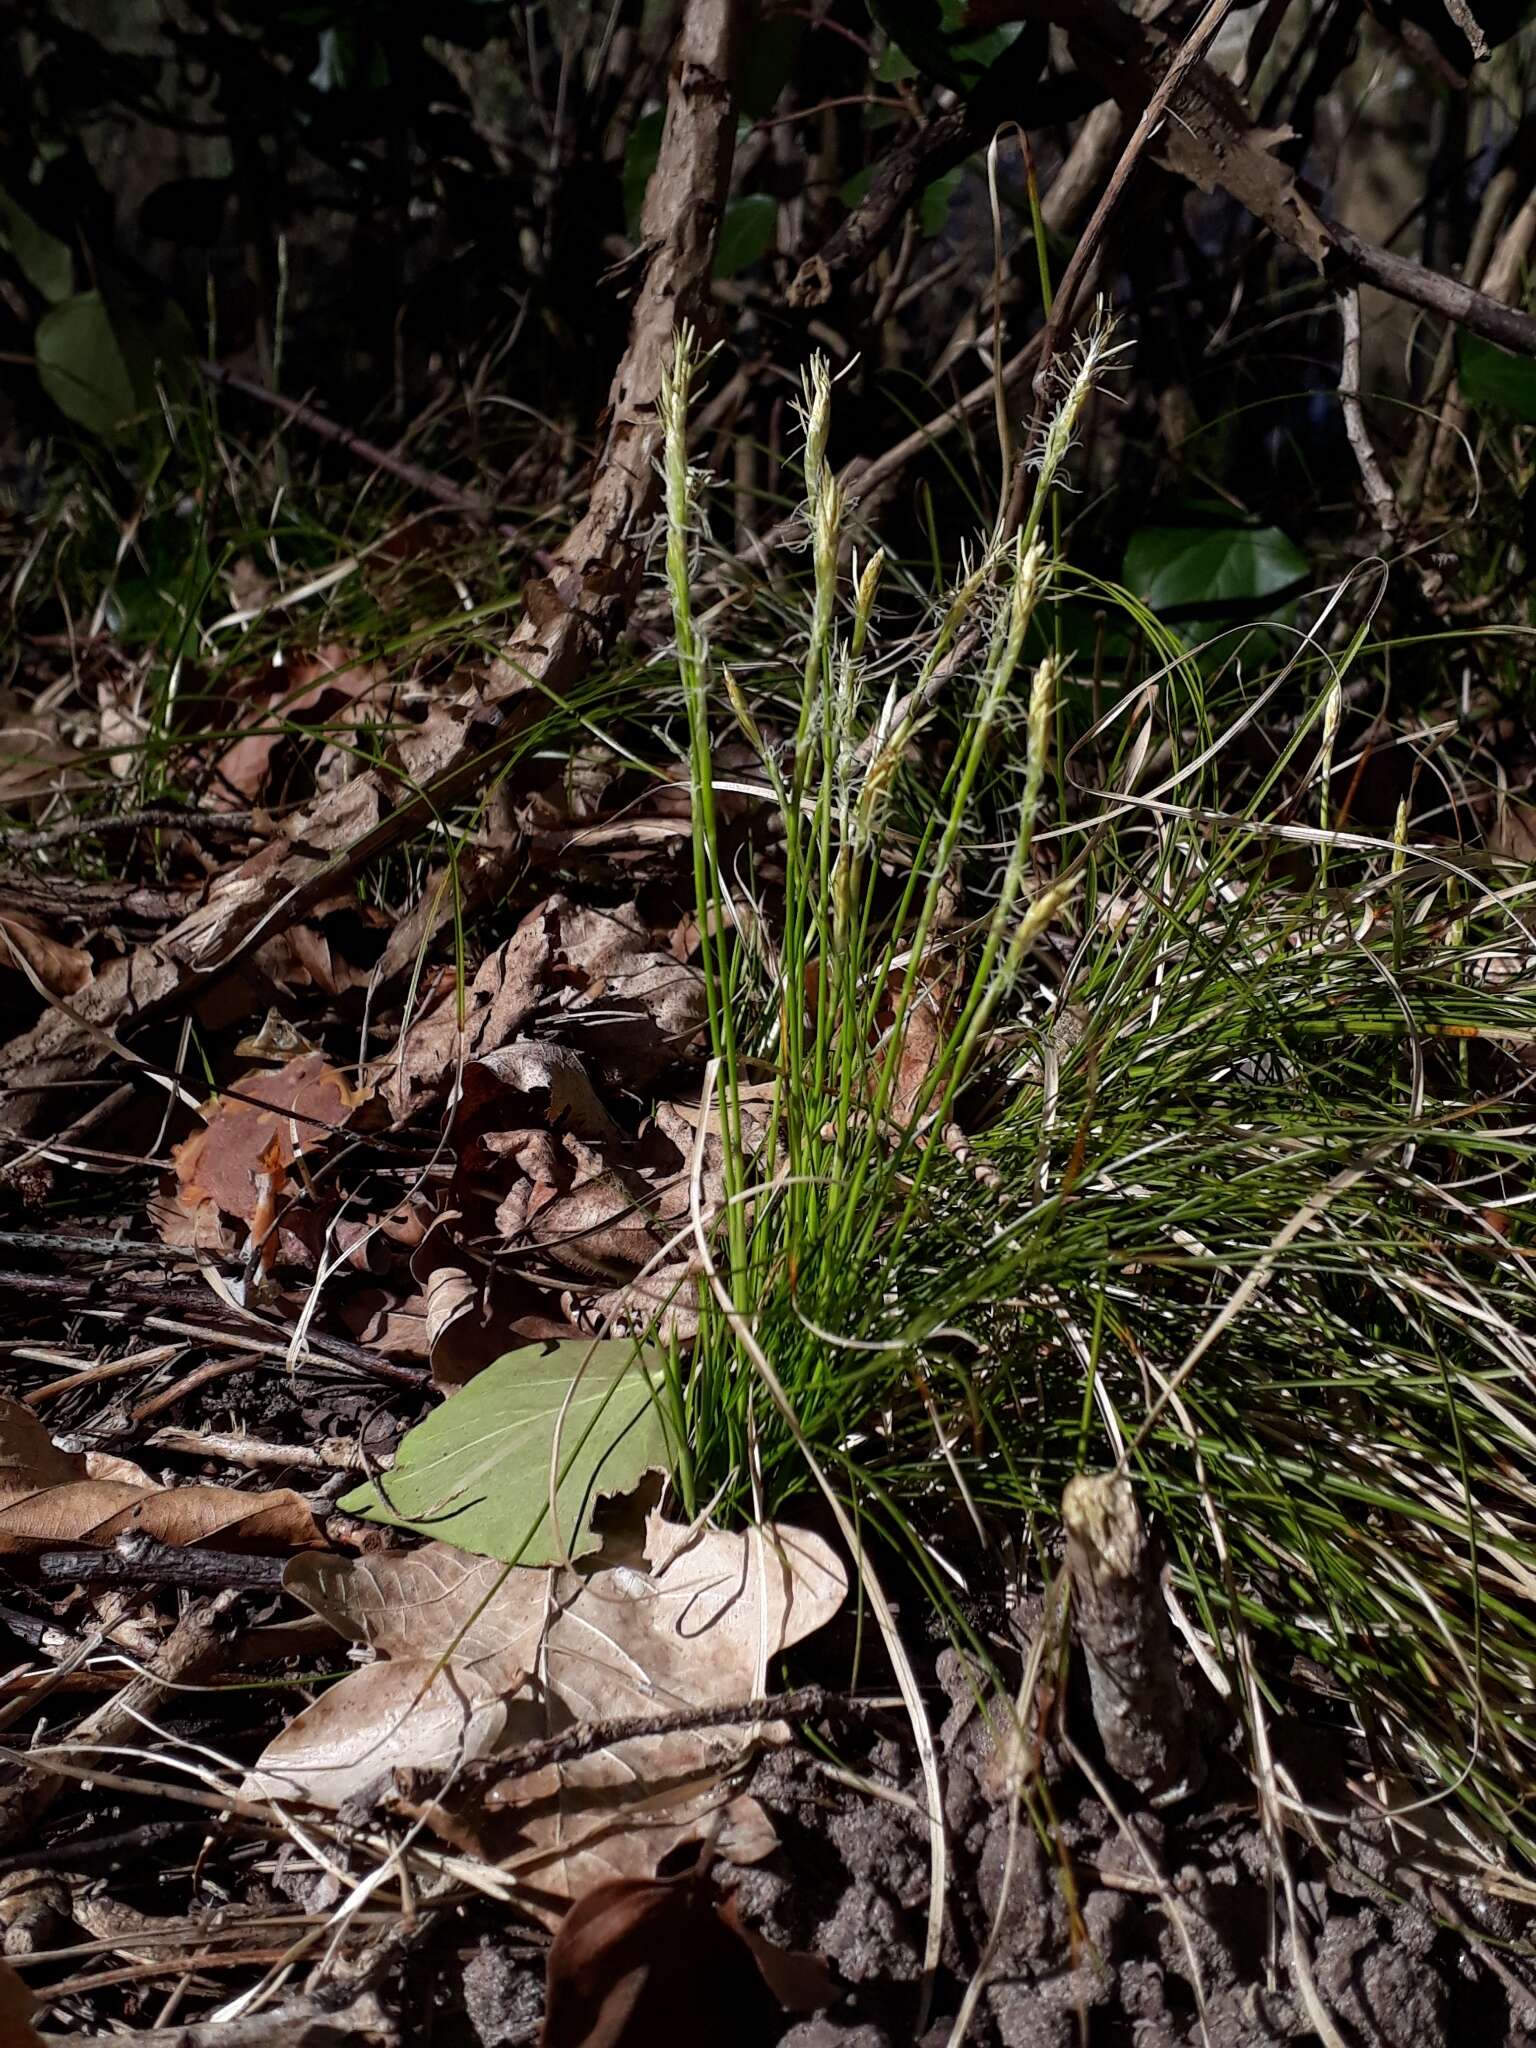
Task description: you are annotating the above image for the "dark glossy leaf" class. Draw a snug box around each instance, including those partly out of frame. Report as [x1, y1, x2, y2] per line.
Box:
[1123, 524, 1308, 614]
[0, 189, 73, 303]
[36, 292, 137, 437]
[36, 288, 193, 439]
[920, 166, 965, 237]
[714, 194, 776, 278]
[1457, 334, 1536, 426]
[622, 110, 664, 239]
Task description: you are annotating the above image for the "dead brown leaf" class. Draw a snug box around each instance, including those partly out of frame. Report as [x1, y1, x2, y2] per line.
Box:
[211, 643, 390, 809]
[0, 1955, 45, 2047]
[539, 1867, 834, 2048]
[0, 913, 93, 997]
[0, 695, 83, 808]
[377, 901, 560, 1120]
[875, 968, 950, 1124]
[550, 901, 707, 1085]
[1493, 798, 1536, 864]
[0, 1396, 323, 1553]
[250, 1514, 846, 1915]
[160, 1051, 365, 1261]
[490, 1130, 661, 1277]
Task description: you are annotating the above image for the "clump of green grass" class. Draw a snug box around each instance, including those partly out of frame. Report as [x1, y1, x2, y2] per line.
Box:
[660, 325, 1536, 1880]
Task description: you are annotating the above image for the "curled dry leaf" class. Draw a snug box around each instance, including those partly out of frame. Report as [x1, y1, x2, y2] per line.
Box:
[876, 967, 950, 1124]
[0, 913, 93, 997]
[378, 901, 559, 1120]
[0, 694, 82, 807]
[575, 1260, 700, 1346]
[250, 1512, 846, 1917]
[540, 1867, 835, 2048]
[0, 1395, 323, 1553]
[159, 1051, 365, 1261]
[491, 1132, 661, 1278]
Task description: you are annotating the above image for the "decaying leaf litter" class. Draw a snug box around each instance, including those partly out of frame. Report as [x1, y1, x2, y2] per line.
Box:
[8, 1, 1536, 2044]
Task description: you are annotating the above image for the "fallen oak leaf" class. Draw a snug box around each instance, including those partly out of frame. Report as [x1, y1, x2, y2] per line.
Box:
[0, 1395, 323, 1553]
[250, 1513, 846, 1916]
[210, 642, 390, 809]
[376, 901, 561, 1122]
[339, 1339, 673, 1563]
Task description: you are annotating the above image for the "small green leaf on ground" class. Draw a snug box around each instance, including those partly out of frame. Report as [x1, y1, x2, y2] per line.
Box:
[340, 1339, 671, 1563]
[0, 189, 74, 303]
[621, 110, 664, 238]
[715, 194, 777, 278]
[36, 292, 139, 437]
[1123, 523, 1308, 613]
[920, 167, 964, 238]
[1457, 333, 1536, 425]
[35, 288, 193, 438]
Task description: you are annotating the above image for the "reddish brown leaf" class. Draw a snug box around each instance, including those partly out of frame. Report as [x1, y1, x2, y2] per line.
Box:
[163, 1051, 364, 1258]
[0, 1956, 44, 2047]
[540, 1869, 834, 2048]
[211, 642, 388, 807]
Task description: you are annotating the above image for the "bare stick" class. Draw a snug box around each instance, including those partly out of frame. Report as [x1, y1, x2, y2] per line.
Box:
[37, 1537, 288, 1593]
[1063, 1473, 1204, 1805]
[787, 64, 1102, 307]
[1324, 213, 1536, 358]
[199, 359, 492, 521]
[467, 1684, 896, 1784]
[37, 1994, 395, 2047]
[1337, 290, 1401, 544]
[1033, 0, 1236, 396]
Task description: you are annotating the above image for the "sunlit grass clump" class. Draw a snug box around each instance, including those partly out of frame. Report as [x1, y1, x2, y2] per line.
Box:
[659, 324, 1536, 1879]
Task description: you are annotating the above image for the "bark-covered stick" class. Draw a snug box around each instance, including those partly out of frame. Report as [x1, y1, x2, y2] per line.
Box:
[1063, 1471, 1203, 1806]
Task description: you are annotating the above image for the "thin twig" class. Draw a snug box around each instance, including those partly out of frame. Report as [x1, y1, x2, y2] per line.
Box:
[1033, 0, 1237, 400]
[464, 1683, 899, 1784]
[200, 359, 492, 522]
[1337, 289, 1401, 544]
[6, 809, 263, 853]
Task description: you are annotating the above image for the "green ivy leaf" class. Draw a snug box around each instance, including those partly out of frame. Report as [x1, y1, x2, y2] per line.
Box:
[339, 1340, 672, 1564]
[714, 192, 776, 277]
[36, 292, 138, 437]
[0, 189, 74, 303]
[35, 288, 192, 439]
[1457, 333, 1536, 425]
[1123, 524, 1308, 614]
[919, 166, 964, 238]
[622, 110, 664, 239]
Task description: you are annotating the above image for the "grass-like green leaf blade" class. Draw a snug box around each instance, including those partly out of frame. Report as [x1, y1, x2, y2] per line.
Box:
[340, 1340, 672, 1565]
